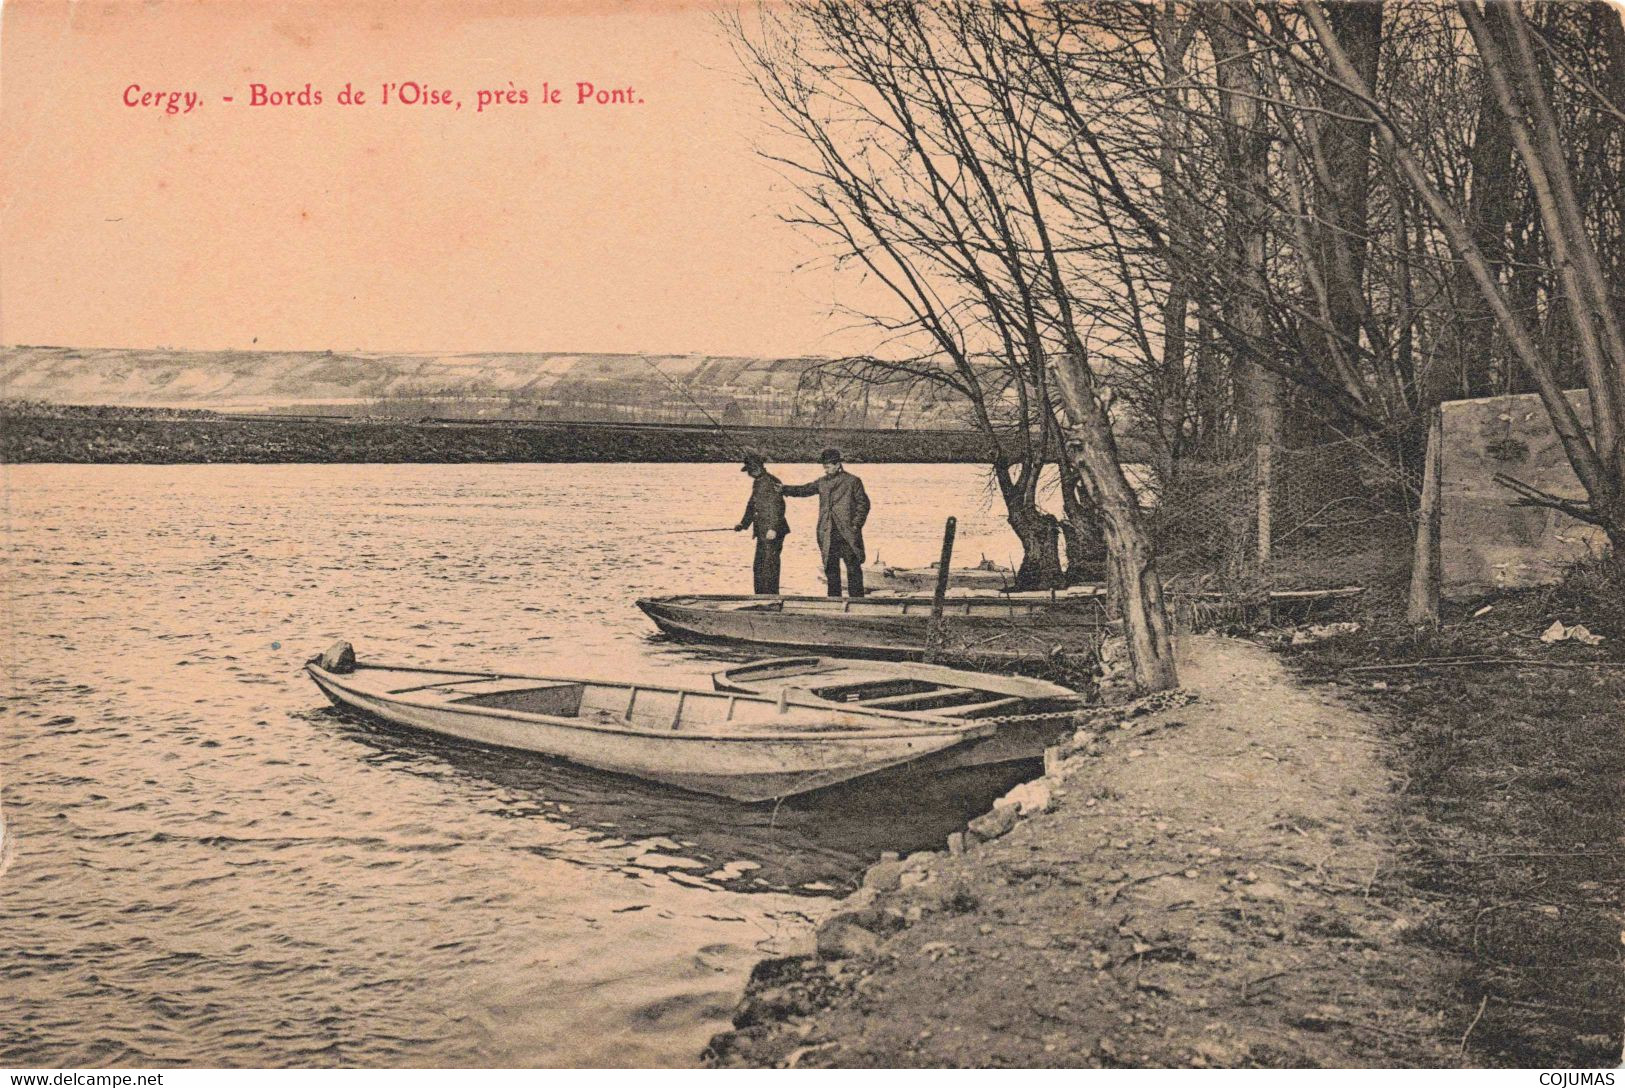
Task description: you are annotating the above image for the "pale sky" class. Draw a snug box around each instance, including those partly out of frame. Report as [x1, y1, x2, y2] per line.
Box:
[0, 0, 885, 357]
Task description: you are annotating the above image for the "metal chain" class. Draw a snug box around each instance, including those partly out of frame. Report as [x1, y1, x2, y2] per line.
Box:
[975, 690, 1198, 729]
[975, 702, 1101, 729]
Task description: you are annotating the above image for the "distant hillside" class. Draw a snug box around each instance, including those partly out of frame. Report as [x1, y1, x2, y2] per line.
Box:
[0, 346, 966, 428]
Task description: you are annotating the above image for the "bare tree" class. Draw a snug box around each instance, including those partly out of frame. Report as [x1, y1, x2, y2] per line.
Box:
[728, 3, 1080, 588]
[731, 1, 1181, 687]
[1295, 0, 1625, 551]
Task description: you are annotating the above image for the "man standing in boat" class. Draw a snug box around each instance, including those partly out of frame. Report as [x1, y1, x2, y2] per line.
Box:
[783, 448, 870, 597]
[733, 451, 790, 595]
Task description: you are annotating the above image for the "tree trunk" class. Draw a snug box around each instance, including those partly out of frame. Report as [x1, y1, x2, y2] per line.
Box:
[1467, 0, 1623, 471]
[1006, 500, 1066, 590]
[1154, 3, 1195, 484]
[1305, 0, 1383, 389]
[1191, 309, 1226, 457]
[1050, 352, 1179, 693]
[1465, 0, 1625, 519]
[1303, 1, 1622, 545]
[1057, 456, 1109, 584]
[1210, 4, 1283, 460]
[1439, 70, 1515, 402]
[1595, 1, 1625, 308]
[1157, 288, 1190, 485]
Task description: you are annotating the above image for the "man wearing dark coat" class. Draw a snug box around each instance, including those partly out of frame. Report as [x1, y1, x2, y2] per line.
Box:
[783, 448, 870, 597]
[734, 452, 790, 595]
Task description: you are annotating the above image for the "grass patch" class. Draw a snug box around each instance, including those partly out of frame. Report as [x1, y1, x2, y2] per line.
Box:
[1282, 564, 1625, 1066]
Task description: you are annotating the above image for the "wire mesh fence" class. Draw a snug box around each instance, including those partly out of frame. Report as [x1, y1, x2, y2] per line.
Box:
[1149, 424, 1423, 597]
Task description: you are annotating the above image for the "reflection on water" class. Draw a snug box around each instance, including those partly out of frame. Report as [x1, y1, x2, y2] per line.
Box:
[323, 703, 1040, 893]
[0, 463, 1033, 1067]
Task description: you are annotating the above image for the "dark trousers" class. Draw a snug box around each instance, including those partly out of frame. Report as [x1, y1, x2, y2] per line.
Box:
[753, 535, 783, 595]
[824, 537, 865, 597]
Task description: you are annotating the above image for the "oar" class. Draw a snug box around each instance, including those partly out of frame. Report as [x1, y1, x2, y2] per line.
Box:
[653, 527, 739, 536]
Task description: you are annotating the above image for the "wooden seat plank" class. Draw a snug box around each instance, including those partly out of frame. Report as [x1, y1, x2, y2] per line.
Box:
[860, 686, 974, 708]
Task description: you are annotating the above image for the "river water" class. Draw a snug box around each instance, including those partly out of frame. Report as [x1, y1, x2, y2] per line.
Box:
[0, 462, 1042, 1068]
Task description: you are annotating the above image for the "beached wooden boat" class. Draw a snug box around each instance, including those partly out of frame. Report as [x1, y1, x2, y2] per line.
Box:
[306, 645, 992, 802]
[713, 656, 1077, 717]
[713, 656, 1090, 770]
[873, 584, 1364, 628]
[636, 594, 1113, 661]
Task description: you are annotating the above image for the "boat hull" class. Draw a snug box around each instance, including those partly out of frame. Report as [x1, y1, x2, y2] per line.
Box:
[912, 715, 1077, 771]
[638, 594, 1110, 662]
[307, 663, 982, 803]
[713, 655, 1085, 769]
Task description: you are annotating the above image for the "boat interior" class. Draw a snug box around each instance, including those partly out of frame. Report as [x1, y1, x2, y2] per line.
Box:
[720, 659, 1055, 717]
[726, 595, 1063, 617]
[804, 678, 1027, 716]
[335, 666, 961, 734]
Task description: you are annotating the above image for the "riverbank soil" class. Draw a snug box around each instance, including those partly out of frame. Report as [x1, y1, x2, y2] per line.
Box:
[1281, 571, 1625, 1067]
[707, 636, 1463, 1068]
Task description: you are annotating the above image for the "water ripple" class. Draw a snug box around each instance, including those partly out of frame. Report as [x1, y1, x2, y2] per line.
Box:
[2, 463, 1030, 1066]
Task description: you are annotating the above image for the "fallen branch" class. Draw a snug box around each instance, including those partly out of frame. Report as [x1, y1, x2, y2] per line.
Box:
[1238, 965, 1301, 1004]
[1501, 996, 1622, 1016]
[1102, 864, 1199, 905]
[1343, 657, 1622, 673]
[1492, 472, 1600, 526]
[1460, 995, 1489, 1056]
[783, 1041, 841, 1069]
[1029, 1003, 1092, 1027]
[1414, 849, 1623, 863]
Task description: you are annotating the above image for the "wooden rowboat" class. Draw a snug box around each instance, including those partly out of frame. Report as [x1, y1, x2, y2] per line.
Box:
[636, 594, 1112, 661]
[713, 656, 1089, 770]
[712, 656, 1077, 717]
[306, 645, 992, 803]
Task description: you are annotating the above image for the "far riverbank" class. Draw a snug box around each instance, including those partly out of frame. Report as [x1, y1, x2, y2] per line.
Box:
[0, 410, 988, 464]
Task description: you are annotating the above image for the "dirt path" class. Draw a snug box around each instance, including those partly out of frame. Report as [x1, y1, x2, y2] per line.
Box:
[706, 636, 1458, 1068]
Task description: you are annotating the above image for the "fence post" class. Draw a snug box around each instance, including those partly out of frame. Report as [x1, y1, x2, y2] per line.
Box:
[925, 516, 957, 663]
[1255, 442, 1273, 570]
[1407, 408, 1444, 625]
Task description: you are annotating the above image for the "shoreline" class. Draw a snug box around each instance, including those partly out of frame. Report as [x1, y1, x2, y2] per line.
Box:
[704, 636, 1460, 1068]
[0, 412, 988, 465]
